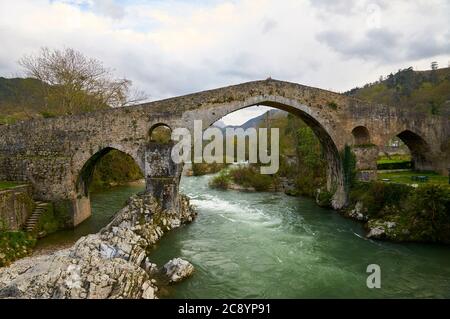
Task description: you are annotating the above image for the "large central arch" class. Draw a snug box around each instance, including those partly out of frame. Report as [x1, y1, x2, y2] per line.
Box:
[192, 95, 346, 208]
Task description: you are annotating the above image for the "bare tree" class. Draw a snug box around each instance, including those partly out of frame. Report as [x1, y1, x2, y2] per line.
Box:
[19, 47, 146, 115]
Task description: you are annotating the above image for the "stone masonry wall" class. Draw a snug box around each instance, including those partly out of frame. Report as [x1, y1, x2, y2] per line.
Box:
[0, 185, 34, 231]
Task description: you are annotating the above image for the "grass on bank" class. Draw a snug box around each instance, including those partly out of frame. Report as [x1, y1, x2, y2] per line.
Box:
[378, 170, 448, 185]
[377, 154, 411, 163]
[0, 181, 23, 190]
[0, 230, 36, 267]
[377, 154, 412, 170]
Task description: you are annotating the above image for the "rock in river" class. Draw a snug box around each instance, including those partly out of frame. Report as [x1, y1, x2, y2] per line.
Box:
[163, 258, 195, 283]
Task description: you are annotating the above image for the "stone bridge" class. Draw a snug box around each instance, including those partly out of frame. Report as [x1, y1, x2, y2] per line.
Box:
[0, 79, 448, 226]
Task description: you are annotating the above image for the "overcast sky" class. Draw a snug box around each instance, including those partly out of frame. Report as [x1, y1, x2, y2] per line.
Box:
[0, 0, 449, 125]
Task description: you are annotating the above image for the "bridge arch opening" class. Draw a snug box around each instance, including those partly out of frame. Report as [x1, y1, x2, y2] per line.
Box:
[76, 147, 144, 197]
[351, 126, 371, 145]
[149, 123, 172, 144]
[397, 130, 432, 170]
[380, 130, 432, 171]
[200, 99, 345, 209]
[73, 147, 144, 226]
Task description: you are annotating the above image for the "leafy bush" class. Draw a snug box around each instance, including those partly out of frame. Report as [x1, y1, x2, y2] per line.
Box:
[209, 166, 274, 191]
[91, 150, 143, 189]
[350, 181, 450, 243]
[248, 172, 274, 191]
[316, 189, 333, 208]
[404, 184, 450, 241]
[209, 171, 231, 189]
[295, 173, 321, 197]
[342, 145, 357, 191]
[229, 166, 273, 191]
[36, 204, 68, 236]
[349, 181, 413, 217]
[0, 231, 36, 267]
[40, 111, 56, 118]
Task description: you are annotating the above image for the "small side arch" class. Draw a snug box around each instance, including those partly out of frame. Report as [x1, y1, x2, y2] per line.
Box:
[396, 130, 432, 170]
[149, 123, 172, 144]
[75, 147, 144, 197]
[351, 126, 371, 145]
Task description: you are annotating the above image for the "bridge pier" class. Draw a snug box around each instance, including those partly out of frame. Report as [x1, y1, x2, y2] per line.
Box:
[144, 143, 182, 212]
[72, 195, 92, 227]
[352, 145, 378, 181]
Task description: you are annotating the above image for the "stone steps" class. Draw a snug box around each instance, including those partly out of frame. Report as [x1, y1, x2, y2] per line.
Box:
[25, 202, 49, 233]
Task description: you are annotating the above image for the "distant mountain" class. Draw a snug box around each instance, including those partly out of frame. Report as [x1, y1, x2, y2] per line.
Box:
[239, 109, 285, 130]
[212, 120, 227, 129]
[213, 109, 286, 133]
[345, 67, 450, 115]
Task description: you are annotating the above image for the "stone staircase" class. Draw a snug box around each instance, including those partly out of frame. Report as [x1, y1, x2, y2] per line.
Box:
[24, 201, 48, 233]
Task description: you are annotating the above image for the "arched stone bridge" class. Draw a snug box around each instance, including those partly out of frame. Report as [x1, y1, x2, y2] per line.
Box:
[0, 79, 448, 226]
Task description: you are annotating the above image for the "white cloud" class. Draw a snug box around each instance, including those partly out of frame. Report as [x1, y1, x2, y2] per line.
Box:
[0, 0, 449, 123]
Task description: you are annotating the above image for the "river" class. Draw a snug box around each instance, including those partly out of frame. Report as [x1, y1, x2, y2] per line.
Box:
[35, 175, 450, 298]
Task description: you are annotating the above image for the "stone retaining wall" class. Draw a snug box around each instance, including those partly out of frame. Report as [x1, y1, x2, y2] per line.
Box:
[0, 185, 33, 231]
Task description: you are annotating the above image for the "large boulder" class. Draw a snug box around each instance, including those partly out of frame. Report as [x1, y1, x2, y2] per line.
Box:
[366, 221, 397, 239]
[367, 226, 386, 239]
[163, 258, 195, 283]
[348, 201, 368, 221]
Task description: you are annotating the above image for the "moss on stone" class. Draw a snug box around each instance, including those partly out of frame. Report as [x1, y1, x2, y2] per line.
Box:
[36, 204, 64, 236]
[0, 181, 22, 190]
[52, 200, 73, 229]
[327, 101, 338, 110]
[316, 189, 333, 208]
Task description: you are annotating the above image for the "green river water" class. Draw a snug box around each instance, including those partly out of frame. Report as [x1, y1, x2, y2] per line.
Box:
[36, 175, 450, 298]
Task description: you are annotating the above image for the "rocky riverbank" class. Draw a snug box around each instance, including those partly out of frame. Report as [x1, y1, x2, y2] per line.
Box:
[339, 182, 450, 244]
[0, 193, 197, 299]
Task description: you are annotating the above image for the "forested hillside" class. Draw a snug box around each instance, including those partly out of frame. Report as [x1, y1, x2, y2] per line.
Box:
[345, 67, 450, 115]
[0, 77, 47, 124]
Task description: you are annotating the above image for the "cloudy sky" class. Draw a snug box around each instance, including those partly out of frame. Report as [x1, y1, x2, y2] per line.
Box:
[0, 0, 449, 124]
